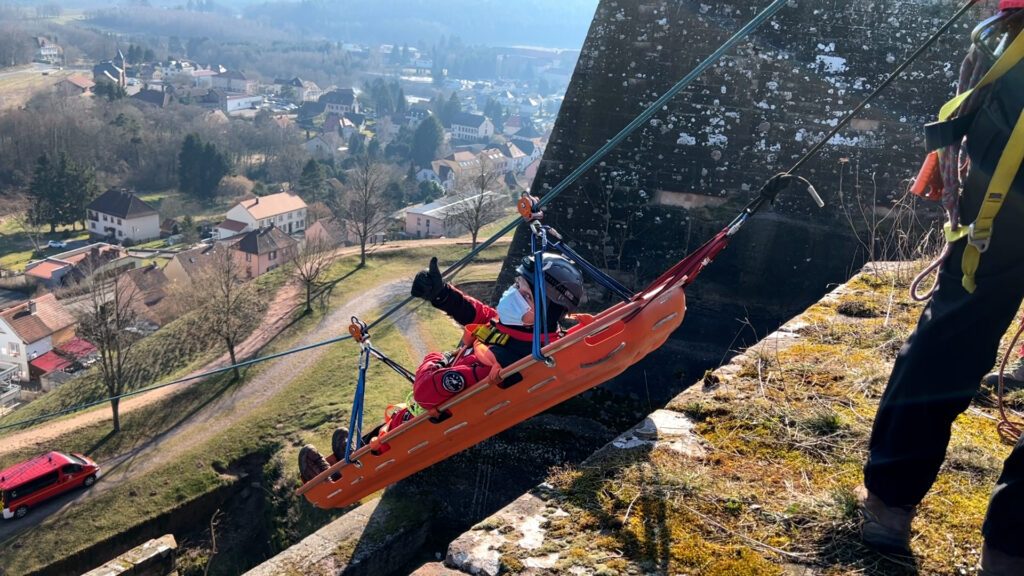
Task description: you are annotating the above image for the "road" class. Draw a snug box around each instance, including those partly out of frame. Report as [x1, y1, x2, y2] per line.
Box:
[0, 237, 507, 542]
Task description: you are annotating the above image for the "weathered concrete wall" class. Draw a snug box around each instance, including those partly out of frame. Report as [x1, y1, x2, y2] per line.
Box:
[503, 0, 987, 390]
[81, 535, 177, 576]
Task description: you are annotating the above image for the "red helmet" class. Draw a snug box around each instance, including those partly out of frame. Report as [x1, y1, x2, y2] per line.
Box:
[1000, 1, 1024, 9]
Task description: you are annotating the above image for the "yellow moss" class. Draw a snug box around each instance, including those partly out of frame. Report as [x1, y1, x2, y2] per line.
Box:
[500, 554, 525, 573]
[537, 269, 1011, 575]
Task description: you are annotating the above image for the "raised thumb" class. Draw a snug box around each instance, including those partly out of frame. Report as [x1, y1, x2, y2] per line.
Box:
[429, 256, 440, 277]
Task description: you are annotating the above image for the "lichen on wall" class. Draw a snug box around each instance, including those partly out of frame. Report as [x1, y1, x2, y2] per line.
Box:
[503, 0, 980, 389]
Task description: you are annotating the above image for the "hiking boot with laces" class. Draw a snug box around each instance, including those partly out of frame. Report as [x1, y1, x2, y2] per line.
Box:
[298, 444, 329, 483]
[980, 542, 1024, 576]
[855, 485, 915, 554]
[983, 357, 1024, 389]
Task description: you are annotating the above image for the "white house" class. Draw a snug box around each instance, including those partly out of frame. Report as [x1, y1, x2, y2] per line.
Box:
[221, 192, 308, 237]
[404, 192, 504, 239]
[220, 92, 264, 115]
[212, 70, 257, 95]
[35, 37, 61, 64]
[498, 142, 531, 173]
[448, 112, 495, 142]
[282, 77, 322, 102]
[192, 69, 218, 88]
[87, 189, 161, 243]
[0, 294, 77, 382]
[320, 88, 360, 115]
[303, 133, 347, 162]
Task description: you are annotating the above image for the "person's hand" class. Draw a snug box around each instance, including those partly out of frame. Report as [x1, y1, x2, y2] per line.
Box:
[411, 256, 445, 300]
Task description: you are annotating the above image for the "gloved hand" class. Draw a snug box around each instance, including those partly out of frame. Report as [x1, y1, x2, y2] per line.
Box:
[411, 256, 445, 301]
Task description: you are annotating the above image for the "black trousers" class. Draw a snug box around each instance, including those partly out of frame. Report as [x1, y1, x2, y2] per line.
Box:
[864, 168, 1024, 556]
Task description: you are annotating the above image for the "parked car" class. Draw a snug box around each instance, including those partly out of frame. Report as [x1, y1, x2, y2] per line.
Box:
[46, 240, 66, 249]
[1, 451, 100, 520]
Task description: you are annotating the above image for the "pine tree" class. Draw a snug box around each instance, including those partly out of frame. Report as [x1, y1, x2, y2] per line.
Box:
[440, 92, 461, 126]
[29, 155, 57, 232]
[178, 134, 230, 202]
[298, 159, 326, 204]
[412, 115, 443, 168]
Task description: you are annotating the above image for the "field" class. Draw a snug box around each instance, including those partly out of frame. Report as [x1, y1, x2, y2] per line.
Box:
[0, 65, 74, 111]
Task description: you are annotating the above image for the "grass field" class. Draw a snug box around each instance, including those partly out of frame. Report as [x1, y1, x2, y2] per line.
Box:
[0, 243, 508, 575]
[0, 214, 91, 272]
[0, 67, 73, 110]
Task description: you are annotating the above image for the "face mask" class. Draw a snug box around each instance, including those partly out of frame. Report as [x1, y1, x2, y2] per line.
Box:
[496, 285, 532, 326]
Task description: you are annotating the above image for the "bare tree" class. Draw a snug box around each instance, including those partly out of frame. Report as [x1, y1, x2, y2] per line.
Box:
[76, 272, 143, 432]
[175, 246, 260, 380]
[13, 212, 44, 253]
[291, 235, 333, 314]
[332, 156, 395, 267]
[445, 156, 506, 248]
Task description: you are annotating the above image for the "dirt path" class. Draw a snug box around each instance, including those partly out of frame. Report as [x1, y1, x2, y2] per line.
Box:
[0, 281, 302, 456]
[103, 278, 416, 483]
[0, 237, 505, 457]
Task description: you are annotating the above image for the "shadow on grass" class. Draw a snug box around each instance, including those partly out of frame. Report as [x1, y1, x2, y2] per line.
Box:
[95, 372, 240, 479]
[815, 524, 920, 575]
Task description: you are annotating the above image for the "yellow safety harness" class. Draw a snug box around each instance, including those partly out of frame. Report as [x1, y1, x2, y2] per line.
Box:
[935, 30, 1024, 292]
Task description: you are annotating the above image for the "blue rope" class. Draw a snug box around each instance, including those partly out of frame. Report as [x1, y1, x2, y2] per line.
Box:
[530, 232, 551, 362]
[344, 345, 370, 463]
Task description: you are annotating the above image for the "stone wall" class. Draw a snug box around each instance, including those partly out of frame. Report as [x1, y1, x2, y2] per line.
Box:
[502, 0, 991, 391]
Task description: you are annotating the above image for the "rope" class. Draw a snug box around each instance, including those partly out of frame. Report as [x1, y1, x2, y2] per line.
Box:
[0, 0, 807, 433]
[530, 229, 552, 363]
[344, 345, 370, 463]
[0, 333, 352, 432]
[996, 318, 1024, 444]
[785, 0, 982, 176]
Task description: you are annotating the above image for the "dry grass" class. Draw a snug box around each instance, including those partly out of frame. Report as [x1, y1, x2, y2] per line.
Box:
[0, 68, 73, 110]
[512, 264, 1015, 575]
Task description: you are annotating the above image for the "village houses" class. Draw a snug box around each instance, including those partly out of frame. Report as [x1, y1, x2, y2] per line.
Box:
[0, 294, 77, 383]
[448, 112, 495, 142]
[87, 189, 161, 243]
[218, 191, 308, 239]
[211, 69, 257, 95]
[230, 225, 298, 279]
[320, 88, 360, 115]
[24, 243, 132, 289]
[164, 243, 226, 285]
[404, 192, 504, 239]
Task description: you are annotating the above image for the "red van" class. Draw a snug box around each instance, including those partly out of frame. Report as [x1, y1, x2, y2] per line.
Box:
[0, 451, 100, 520]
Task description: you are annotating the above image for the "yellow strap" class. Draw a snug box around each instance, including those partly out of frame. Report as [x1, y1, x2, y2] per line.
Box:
[961, 109, 1024, 293]
[944, 221, 969, 243]
[940, 31, 1024, 121]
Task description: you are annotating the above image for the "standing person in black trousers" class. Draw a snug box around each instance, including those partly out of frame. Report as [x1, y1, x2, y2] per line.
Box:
[858, 5, 1024, 574]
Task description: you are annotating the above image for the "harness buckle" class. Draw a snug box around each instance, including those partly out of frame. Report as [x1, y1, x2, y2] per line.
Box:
[968, 223, 992, 253]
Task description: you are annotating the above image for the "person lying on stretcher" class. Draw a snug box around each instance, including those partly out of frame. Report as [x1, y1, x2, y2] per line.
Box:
[298, 252, 586, 483]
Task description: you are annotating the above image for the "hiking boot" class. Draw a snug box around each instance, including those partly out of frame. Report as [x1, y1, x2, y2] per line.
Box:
[331, 427, 350, 461]
[980, 542, 1024, 576]
[298, 444, 329, 483]
[983, 357, 1024, 390]
[855, 485, 915, 554]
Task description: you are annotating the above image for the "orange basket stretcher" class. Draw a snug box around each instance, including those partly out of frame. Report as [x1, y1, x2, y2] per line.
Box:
[297, 268, 687, 509]
[297, 174, 817, 510]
